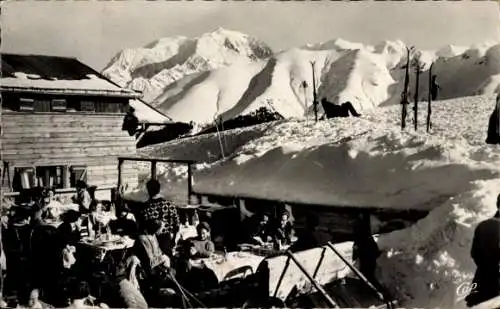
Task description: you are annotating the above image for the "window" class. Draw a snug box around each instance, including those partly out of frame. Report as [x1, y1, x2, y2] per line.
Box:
[96, 102, 127, 113]
[70, 165, 87, 187]
[35, 166, 64, 188]
[34, 99, 51, 112]
[52, 99, 67, 112]
[80, 101, 96, 112]
[12, 167, 36, 191]
[19, 98, 34, 111]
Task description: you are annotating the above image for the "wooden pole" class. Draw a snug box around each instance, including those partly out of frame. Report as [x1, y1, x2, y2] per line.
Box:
[414, 63, 421, 131]
[326, 242, 385, 303]
[151, 160, 157, 180]
[285, 250, 338, 308]
[187, 163, 193, 203]
[427, 63, 434, 133]
[117, 158, 124, 190]
[401, 47, 411, 130]
[311, 62, 318, 123]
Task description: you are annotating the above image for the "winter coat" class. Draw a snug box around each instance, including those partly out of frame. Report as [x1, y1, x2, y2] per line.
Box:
[486, 95, 500, 144]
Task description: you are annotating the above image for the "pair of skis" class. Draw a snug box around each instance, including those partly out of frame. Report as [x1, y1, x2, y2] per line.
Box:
[401, 46, 433, 133]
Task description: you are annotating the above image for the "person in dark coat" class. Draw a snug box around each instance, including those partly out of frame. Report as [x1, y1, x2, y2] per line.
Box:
[321, 98, 361, 118]
[352, 217, 382, 290]
[486, 94, 500, 144]
[243, 213, 272, 245]
[139, 179, 180, 257]
[122, 107, 140, 137]
[465, 194, 500, 307]
[430, 75, 440, 101]
[109, 206, 138, 239]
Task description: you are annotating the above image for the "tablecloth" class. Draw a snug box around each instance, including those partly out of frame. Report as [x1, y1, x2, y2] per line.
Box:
[191, 251, 264, 282]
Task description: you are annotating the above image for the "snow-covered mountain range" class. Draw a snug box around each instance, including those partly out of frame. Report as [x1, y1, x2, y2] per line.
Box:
[102, 28, 500, 124]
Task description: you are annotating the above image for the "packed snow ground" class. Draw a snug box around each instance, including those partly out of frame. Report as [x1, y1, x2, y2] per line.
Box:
[125, 94, 500, 308]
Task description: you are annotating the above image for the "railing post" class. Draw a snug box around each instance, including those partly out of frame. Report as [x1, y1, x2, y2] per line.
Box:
[285, 250, 338, 308]
[117, 158, 124, 190]
[313, 246, 327, 279]
[325, 242, 385, 302]
[273, 255, 291, 299]
[151, 160, 157, 180]
[187, 163, 193, 203]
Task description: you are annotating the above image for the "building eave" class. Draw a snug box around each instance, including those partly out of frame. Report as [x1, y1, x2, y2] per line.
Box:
[0, 85, 142, 99]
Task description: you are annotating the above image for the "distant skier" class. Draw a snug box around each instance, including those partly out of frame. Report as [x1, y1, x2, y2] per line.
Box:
[321, 98, 361, 119]
[465, 193, 500, 307]
[430, 75, 440, 101]
[486, 94, 500, 144]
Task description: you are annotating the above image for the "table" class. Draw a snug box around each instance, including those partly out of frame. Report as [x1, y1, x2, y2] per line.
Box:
[178, 225, 197, 240]
[78, 236, 135, 262]
[190, 251, 264, 283]
[237, 243, 290, 257]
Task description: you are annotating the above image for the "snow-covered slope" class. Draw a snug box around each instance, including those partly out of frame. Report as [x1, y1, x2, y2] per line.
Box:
[125, 94, 500, 308]
[102, 28, 273, 102]
[104, 30, 500, 125]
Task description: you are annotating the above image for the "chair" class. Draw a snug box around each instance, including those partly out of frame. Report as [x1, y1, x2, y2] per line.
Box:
[223, 265, 254, 281]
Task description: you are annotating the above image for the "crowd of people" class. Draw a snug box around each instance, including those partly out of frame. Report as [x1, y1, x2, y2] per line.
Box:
[0, 178, 322, 308]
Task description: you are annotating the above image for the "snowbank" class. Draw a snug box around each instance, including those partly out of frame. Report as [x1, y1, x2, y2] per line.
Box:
[125, 94, 500, 308]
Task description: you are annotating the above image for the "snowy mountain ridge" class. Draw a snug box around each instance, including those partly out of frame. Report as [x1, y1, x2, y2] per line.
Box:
[103, 29, 500, 124]
[102, 28, 273, 102]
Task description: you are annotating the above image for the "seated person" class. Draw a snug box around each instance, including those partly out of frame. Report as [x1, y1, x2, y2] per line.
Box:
[64, 281, 108, 309]
[109, 205, 138, 239]
[321, 98, 361, 118]
[37, 188, 64, 220]
[25, 288, 53, 309]
[272, 210, 295, 248]
[72, 181, 92, 213]
[88, 201, 111, 236]
[58, 210, 89, 246]
[291, 214, 320, 252]
[134, 220, 172, 277]
[243, 213, 272, 245]
[184, 221, 215, 259]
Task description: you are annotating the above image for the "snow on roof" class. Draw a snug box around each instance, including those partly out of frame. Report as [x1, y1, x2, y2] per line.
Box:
[1, 53, 139, 97]
[129, 99, 171, 123]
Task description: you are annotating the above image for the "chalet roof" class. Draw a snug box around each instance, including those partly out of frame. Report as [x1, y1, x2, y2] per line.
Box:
[129, 99, 172, 123]
[0, 53, 141, 98]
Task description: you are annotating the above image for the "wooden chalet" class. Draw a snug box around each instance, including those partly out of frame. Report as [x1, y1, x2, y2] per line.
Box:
[0, 53, 156, 199]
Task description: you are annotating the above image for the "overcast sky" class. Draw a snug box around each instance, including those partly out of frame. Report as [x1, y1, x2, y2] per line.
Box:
[2, 1, 499, 71]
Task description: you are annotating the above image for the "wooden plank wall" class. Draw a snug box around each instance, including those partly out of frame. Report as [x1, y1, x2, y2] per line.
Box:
[2, 112, 138, 190]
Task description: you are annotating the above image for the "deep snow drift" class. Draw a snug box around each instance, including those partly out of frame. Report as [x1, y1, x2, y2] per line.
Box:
[104, 29, 500, 125]
[125, 94, 500, 308]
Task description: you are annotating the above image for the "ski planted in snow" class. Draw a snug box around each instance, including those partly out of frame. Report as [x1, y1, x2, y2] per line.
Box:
[427, 63, 434, 133]
[311, 61, 318, 123]
[414, 59, 422, 131]
[401, 46, 412, 130]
